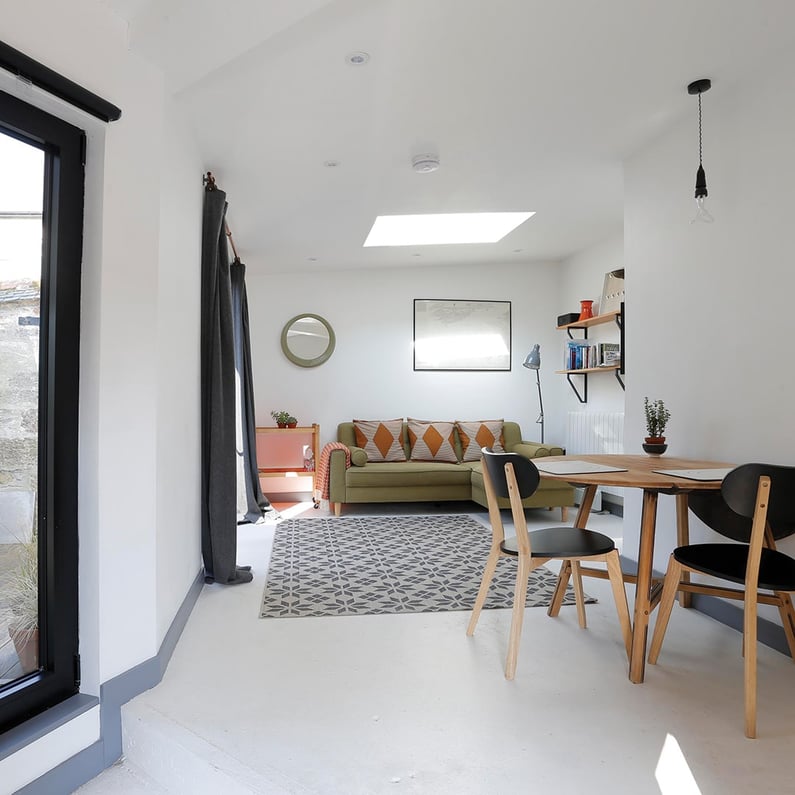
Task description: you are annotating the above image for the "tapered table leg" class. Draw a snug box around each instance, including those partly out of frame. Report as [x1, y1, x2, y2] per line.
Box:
[629, 489, 658, 684]
[548, 484, 597, 617]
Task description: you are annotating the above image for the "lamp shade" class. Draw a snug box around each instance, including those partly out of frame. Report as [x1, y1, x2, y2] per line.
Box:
[523, 344, 541, 370]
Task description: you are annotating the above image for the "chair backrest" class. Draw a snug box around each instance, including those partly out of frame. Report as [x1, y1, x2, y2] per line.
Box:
[480, 448, 540, 556]
[721, 463, 795, 533]
[481, 448, 540, 500]
[688, 464, 795, 543]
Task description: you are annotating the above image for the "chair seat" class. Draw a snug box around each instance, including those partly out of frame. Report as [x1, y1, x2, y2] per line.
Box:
[674, 543, 795, 591]
[500, 526, 616, 558]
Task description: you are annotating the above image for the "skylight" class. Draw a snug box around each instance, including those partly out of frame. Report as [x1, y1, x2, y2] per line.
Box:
[363, 212, 535, 247]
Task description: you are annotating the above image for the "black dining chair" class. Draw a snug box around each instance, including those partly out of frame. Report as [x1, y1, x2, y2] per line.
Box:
[648, 463, 795, 738]
[467, 448, 631, 679]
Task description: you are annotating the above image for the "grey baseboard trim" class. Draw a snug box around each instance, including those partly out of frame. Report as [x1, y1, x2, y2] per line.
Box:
[0, 694, 98, 763]
[601, 493, 623, 517]
[17, 567, 205, 794]
[689, 593, 791, 658]
[617, 555, 791, 658]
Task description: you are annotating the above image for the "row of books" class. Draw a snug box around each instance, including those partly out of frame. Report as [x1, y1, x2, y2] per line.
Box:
[564, 341, 621, 370]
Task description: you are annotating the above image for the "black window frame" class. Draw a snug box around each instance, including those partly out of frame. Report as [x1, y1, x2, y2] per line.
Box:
[0, 89, 83, 734]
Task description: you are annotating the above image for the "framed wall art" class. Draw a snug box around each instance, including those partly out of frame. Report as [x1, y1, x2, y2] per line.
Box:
[413, 299, 511, 371]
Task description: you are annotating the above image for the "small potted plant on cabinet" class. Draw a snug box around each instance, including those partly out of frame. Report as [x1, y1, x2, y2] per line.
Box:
[271, 410, 298, 428]
[643, 397, 670, 455]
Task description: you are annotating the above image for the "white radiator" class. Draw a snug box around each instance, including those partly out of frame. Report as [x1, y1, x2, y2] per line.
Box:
[565, 412, 625, 510]
[566, 411, 625, 455]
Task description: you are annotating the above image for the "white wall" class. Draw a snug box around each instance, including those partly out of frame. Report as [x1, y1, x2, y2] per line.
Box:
[155, 106, 204, 640]
[0, 1, 204, 785]
[623, 57, 795, 606]
[245, 260, 569, 448]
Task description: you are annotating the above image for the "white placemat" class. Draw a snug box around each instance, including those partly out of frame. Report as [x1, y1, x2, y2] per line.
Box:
[535, 460, 629, 475]
[652, 468, 733, 482]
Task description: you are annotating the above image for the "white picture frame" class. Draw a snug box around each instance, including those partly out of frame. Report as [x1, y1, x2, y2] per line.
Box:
[413, 299, 511, 371]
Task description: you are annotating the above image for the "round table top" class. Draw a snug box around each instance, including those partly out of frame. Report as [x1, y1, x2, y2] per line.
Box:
[534, 453, 735, 491]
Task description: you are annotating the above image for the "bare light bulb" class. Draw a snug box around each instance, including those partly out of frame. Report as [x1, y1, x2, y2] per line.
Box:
[691, 195, 714, 224]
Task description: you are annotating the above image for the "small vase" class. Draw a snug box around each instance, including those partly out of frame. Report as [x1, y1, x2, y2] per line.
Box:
[642, 436, 667, 456]
[578, 300, 594, 321]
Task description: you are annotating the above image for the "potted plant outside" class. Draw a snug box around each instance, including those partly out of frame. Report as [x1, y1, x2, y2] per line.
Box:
[270, 410, 298, 428]
[643, 397, 670, 455]
[1, 537, 39, 673]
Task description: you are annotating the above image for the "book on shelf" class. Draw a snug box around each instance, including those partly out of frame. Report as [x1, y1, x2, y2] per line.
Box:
[565, 340, 621, 370]
[598, 342, 621, 366]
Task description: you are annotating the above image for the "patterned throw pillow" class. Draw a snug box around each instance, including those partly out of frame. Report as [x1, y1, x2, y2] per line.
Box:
[352, 419, 406, 462]
[407, 419, 459, 463]
[455, 420, 505, 462]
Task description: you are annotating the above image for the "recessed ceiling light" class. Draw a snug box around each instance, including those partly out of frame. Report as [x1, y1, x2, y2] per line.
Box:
[307, 257, 318, 262]
[346, 51, 370, 66]
[323, 160, 340, 168]
[412, 154, 440, 173]
[363, 212, 535, 247]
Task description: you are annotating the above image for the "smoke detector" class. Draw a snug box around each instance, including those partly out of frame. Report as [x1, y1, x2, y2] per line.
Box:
[412, 154, 440, 173]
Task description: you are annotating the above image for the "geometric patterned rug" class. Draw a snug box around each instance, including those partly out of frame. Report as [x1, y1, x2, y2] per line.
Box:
[259, 514, 593, 618]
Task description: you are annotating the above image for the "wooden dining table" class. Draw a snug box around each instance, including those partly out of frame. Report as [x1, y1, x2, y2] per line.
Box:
[535, 453, 734, 684]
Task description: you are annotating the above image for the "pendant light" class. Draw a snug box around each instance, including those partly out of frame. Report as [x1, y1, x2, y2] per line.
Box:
[688, 78, 714, 224]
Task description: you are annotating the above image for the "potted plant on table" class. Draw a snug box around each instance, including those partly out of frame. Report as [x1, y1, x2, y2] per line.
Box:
[643, 397, 670, 456]
[270, 410, 298, 428]
[1, 536, 39, 674]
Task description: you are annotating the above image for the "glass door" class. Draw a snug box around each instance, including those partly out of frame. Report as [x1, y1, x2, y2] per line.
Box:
[0, 88, 83, 734]
[0, 131, 44, 683]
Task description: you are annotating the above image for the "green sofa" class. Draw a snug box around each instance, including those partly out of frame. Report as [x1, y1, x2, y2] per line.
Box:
[328, 421, 574, 519]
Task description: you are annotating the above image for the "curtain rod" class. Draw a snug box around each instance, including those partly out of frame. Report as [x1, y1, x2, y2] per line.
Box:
[204, 171, 240, 261]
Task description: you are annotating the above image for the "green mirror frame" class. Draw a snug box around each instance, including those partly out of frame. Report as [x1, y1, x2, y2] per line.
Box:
[280, 313, 336, 368]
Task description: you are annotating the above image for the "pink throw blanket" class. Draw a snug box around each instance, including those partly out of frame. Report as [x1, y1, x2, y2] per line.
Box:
[314, 442, 351, 503]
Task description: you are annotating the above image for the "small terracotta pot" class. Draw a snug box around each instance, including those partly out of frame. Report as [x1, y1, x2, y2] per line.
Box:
[287, 422, 297, 428]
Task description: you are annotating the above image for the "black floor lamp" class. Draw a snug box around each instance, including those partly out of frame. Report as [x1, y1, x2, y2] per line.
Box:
[523, 344, 544, 444]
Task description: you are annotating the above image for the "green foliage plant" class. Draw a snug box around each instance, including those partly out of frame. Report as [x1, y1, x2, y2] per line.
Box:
[644, 397, 670, 439]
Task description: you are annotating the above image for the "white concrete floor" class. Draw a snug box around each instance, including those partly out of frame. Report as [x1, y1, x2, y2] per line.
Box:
[77, 503, 795, 795]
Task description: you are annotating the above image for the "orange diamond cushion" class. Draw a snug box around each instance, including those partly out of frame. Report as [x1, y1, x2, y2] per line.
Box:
[352, 419, 406, 462]
[407, 419, 459, 463]
[455, 420, 505, 462]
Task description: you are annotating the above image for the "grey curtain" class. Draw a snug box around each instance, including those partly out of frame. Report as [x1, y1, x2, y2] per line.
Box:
[200, 185, 252, 585]
[231, 258, 273, 523]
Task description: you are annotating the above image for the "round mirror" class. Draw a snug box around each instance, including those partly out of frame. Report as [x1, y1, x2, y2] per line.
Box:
[280, 314, 335, 367]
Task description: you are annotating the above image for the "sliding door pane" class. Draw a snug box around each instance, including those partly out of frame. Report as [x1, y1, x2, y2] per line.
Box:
[0, 131, 43, 684]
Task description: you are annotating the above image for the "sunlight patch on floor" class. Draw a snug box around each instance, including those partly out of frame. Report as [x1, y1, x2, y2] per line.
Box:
[655, 733, 702, 795]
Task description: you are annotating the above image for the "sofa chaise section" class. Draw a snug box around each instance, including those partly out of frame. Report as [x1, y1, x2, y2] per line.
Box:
[328, 421, 574, 519]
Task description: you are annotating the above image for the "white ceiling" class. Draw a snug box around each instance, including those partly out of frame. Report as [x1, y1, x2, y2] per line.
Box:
[106, 0, 795, 274]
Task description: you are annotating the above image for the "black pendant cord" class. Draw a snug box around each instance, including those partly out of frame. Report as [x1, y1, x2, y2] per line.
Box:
[698, 91, 704, 168]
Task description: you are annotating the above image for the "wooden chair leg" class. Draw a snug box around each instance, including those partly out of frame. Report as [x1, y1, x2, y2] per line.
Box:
[467, 547, 501, 636]
[648, 555, 682, 664]
[744, 591, 758, 738]
[548, 560, 572, 617]
[605, 550, 632, 660]
[572, 560, 587, 629]
[333, 502, 341, 516]
[561, 506, 569, 522]
[505, 555, 531, 680]
[775, 592, 795, 661]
